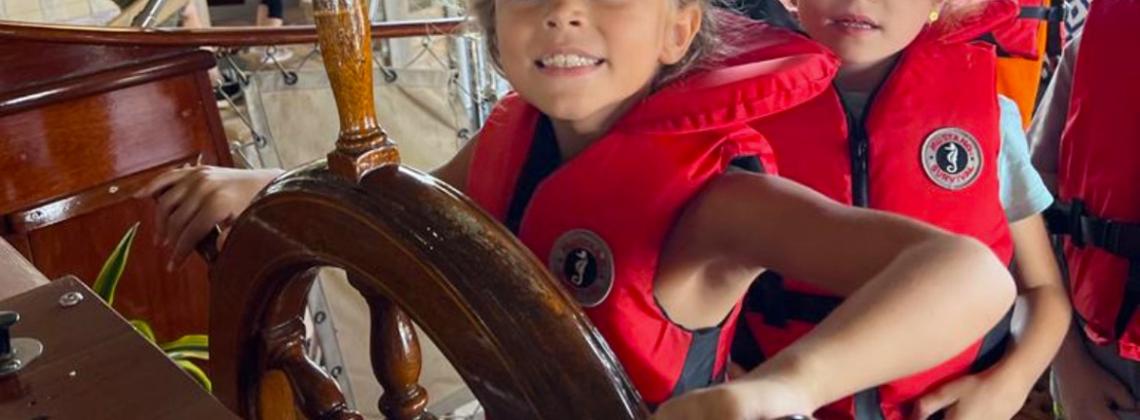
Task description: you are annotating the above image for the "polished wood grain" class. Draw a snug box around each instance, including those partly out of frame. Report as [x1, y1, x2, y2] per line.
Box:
[266, 318, 363, 419]
[210, 163, 648, 419]
[27, 197, 213, 344]
[258, 370, 300, 420]
[0, 38, 231, 343]
[0, 71, 221, 216]
[8, 154, 201, 232]
[0, 50, 214, 118]
[314, 0, 399, 181]
[0, 42, 193, 99]
[0, 18, 466, 47]
[0, 277, 237, 419]
[349, 276, 428, 420]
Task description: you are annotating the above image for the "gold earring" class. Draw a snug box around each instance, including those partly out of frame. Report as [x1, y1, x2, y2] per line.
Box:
[929, 10, 940, 22]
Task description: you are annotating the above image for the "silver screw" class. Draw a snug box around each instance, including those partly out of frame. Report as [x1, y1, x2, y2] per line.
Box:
[58, 292, 84, 308]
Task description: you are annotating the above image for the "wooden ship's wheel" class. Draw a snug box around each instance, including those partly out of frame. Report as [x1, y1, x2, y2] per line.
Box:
[205, 1, 647, 419]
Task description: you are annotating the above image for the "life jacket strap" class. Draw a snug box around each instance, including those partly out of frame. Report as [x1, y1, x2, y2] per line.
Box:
[1046, 199, 1140, 338]
[1045, 200, 1140, 259]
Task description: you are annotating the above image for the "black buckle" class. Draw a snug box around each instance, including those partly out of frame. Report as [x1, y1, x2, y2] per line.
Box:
[1069, 200, 1087, 248]
[1019, 5, 1065, 22]
[1076, 209, 1140, 260]
[1043, 201, 1071, 236]
[1080, 215, 1112, 252]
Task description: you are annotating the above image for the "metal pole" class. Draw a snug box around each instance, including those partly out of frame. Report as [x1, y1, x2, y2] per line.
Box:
[131, 0, 167, 27]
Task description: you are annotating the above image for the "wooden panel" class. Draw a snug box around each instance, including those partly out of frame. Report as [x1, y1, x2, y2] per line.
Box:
[0, 73, 222, 215]
[27, 198, 211, 344]
[0, 42, 191, 98]
[0, 277, 236, 419]
[7, 154, 199, 233]
[0, 51, 216, 118]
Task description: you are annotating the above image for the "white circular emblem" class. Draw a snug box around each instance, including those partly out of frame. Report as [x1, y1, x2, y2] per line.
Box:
[921, 128, 984, 191]
[548, 229, 615, 308]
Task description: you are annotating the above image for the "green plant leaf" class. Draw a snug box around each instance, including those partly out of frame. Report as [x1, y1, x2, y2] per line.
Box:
[174, 359, 212, 392]
[160, 334, 208, 353]
[130, 320, 156, 343]
[92, 222, 141, 305]
[167, 350, 210, 361]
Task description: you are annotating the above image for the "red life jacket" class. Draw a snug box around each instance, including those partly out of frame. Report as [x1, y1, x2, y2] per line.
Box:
[465, 21, 838, 406]
[735, 2, 1018, 419]
[988, 0, 1063, 60]
[1049, 0, 1140, 361]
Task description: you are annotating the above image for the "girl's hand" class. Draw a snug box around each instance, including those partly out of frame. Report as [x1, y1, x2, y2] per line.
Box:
[910, 371, 1028, 420]
[653, 378, 815, 420]
[135, 166, 282, 270]
[1053, 346, 1137, 420]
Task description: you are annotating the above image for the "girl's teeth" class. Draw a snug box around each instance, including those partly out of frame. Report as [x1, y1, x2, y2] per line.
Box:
[542, 54, 599, 68]
[839, 21, 874, 29]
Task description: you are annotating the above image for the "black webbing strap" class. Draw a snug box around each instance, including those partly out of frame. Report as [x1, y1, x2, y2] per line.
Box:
[745, 272, 843, 327]
[976, 5, 1065, 58]
[1045, 200, 1140, 259]
[1045, 199, 1140, 337]
[1020, 5, 1065, 22]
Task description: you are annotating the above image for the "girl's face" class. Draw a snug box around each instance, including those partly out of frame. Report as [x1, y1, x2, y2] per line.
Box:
[494, 0, 701, 124]
[794, 0, 942, 70]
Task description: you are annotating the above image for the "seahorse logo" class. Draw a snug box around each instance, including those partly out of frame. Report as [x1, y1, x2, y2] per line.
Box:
[549, 229, 615, 308]
[921, 128, 983, 191]
[943, 143, 960, 173]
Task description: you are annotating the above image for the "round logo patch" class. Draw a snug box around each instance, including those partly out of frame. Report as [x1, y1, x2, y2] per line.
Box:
[921, 128, 983, 191]
[548, 229, 614, 308]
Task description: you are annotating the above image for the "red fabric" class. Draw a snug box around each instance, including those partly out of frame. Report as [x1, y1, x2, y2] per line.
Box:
[746, 11, 1014, 419]
[1057, 0, 1140, 361]
[466, 24, 837, 405]
[929, 0, 1018, 45]
[984, 0, 1045, 60]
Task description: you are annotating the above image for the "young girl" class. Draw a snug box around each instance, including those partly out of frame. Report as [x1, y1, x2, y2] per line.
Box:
[1030, 1, 1140, 417]
[735, 0, 1070, 418]
[137, 0, 1017, 417]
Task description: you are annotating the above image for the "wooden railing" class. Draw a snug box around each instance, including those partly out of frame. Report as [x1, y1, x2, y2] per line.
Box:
[0, 17, 466, 47]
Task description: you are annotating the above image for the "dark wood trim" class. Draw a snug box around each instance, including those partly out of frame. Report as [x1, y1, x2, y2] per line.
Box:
[0, 50, 215, 117]
[6, 155, 201, 233]
[0, 18, 467, 47]
[193, 70, 235, 168]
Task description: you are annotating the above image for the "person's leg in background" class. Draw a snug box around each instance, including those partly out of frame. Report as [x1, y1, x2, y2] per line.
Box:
[179, 0, 211, 29]
[257, 0, 285, 27]
[255, 0, 292, 61]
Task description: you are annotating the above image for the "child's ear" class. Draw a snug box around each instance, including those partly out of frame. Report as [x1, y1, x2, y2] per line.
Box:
[660, 3, 702, 65]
